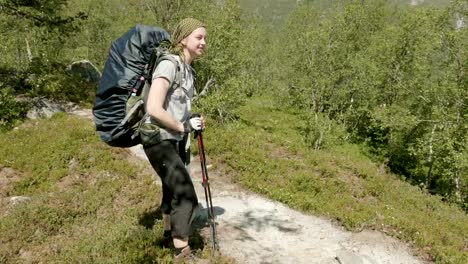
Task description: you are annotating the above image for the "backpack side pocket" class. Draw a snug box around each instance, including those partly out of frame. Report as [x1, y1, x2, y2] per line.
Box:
[138, 114, 161, 146]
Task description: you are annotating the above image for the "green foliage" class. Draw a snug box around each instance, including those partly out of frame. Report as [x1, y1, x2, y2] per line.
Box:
[0, 0, 87, 69]
[25, 60, 96, 104]
[0, 0, 86, 33]
[65, 0, 161, 69]
[281, 0, 468, 209]
[300, 111, 348, 150]
[0, 87, 29, 131]
[192, 0, 252, 121]
[0, 113, 134, 194]
[0, 0, 91, 127]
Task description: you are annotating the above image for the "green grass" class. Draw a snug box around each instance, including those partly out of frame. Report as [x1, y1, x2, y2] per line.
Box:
[204, 95, 468, 264]
[0, 113, 229, 263]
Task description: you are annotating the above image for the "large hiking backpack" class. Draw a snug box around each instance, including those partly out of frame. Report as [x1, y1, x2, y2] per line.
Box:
[93, 24, 177, 148]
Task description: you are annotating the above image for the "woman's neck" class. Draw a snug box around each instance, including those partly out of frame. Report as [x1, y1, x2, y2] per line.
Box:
[182, 49, 193, 64]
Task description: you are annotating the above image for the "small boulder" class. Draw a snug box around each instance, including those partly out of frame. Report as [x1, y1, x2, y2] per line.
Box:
[66, 60, 101, 85]
[10, 196, 31, 205]
[26, 97, 68, 119]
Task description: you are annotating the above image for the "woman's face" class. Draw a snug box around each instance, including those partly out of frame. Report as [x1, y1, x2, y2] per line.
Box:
[181, 27, 207, 58]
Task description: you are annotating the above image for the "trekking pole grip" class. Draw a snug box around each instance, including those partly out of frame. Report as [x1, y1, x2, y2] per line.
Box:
[191, 113, 202, 138]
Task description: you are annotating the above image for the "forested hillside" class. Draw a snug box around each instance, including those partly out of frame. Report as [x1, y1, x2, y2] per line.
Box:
[280, 0, 467, 210]
[0, 0, 467, 263]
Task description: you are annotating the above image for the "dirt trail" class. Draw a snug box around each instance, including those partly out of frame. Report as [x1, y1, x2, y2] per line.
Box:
[70, 109, 428, 264]
[130, 144, 428, 264]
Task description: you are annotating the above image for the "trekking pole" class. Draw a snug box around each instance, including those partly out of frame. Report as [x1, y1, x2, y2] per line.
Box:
[194, 130, 219, 252]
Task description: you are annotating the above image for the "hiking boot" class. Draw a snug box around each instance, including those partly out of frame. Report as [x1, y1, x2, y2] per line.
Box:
[173, 246, 194, 263]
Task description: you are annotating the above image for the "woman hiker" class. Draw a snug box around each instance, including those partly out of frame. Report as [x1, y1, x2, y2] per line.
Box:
[144, 18, 207, 261]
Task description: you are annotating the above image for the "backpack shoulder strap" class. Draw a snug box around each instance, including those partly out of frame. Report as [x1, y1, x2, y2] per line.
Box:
[141, 51, 184, 109]
[156, 53, 183, 90]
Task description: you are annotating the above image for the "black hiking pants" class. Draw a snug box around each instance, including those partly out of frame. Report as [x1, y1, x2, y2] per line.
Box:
[144, 139, 198, 238]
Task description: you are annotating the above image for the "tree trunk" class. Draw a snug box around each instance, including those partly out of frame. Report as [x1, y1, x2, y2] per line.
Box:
[25, 38, 32, 63]
[426, 124, 436, 188]
[453, 169, 462, 203]
[193, 78, 216, 103]
[314, 113, 322, 150]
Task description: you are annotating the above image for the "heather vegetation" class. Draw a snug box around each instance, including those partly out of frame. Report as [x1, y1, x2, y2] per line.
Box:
[1, 0, 467, 263]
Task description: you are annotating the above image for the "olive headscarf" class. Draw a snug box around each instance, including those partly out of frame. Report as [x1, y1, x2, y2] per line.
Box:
[171, 18, 205, 57]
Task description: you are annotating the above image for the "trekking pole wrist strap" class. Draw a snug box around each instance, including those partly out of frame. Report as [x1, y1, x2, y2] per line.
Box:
[183, 121, 192, 133]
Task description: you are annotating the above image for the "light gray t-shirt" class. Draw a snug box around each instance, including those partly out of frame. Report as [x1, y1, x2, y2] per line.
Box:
[151, 55, 195, 141]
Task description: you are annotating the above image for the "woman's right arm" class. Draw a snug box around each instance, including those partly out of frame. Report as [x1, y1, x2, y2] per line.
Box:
[146, 77, 185, 133]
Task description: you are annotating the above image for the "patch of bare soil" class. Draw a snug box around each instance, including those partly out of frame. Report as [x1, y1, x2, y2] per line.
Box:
[0, 166, 23, 217]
